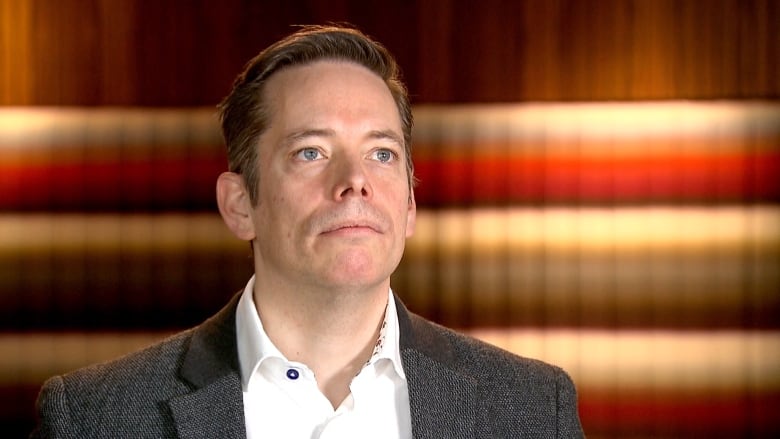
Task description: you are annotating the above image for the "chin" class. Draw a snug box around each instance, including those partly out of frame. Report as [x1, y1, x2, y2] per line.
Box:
[329, 269, 383, 288]
[320, 247, 398, 289]
[324, 266, 390, 293]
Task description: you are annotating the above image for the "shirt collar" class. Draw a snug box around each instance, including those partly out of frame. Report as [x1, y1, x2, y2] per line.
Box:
[236, 275, 406, 391]
[370, 287, 406, 380]
[236, 275, 285, 391]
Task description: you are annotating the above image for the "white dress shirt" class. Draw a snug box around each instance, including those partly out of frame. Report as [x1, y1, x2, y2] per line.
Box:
[236, 275, 413, 439]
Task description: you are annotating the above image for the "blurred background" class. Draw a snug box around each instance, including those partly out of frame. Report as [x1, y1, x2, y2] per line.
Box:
[1, 0, 778, 437]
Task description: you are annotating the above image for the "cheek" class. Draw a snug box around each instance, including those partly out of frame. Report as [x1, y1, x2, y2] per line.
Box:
[267, 191, 315, 240]
[270, 193, 285, 205]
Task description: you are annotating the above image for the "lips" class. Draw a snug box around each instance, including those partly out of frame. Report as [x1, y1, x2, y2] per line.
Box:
[313, 202, 391, 236]
[320, 220, 383, 234]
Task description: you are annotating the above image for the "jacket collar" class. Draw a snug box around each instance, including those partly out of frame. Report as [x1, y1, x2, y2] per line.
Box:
[396, 296, 478, 438]
[168, 293, 246, 439]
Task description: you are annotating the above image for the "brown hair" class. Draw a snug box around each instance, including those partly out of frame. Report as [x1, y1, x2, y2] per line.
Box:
[218, 24, 414, 205]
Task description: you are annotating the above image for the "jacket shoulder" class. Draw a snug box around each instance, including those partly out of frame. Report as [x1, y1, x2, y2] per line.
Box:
[401, 313, 584, 437]
[32, 293, 243, 438]
[405, 313, 563, 379]
[32, 329, 196, 438]
[60, 328, 194, 392]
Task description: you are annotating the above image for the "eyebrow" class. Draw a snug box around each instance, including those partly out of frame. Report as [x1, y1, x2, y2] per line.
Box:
[282, 128, 336, 148]
[368, 129, 404, 148]
[281, 128, 404, 149]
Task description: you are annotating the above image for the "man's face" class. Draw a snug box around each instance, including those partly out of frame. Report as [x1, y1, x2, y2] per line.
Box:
[247, 60, 416, 294]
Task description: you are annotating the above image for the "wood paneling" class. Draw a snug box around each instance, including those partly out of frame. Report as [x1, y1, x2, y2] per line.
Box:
[1, 0, 777, 105]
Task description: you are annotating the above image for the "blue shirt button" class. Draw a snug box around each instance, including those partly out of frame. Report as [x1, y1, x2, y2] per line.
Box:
[286, 368, 300, 380]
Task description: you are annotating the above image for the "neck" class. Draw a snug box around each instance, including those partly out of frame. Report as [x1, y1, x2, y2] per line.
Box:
[253, 281, 389, 408]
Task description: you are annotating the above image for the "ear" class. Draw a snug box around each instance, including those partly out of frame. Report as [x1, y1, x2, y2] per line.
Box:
[405, 190, 416, 238]
[216, 172, 256, 241]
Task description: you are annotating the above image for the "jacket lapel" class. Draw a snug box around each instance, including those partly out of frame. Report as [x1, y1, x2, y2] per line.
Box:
[396, 297, 477, 438]
[168, 294, 247, 439]
[168, 375, 245, 439]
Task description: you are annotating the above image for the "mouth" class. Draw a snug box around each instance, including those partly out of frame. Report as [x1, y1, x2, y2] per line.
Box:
[321, 221, 382, 235]
[315, 203, 389, 237]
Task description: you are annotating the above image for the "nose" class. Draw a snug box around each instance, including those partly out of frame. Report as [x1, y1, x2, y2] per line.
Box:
[331, 153, 373, 201]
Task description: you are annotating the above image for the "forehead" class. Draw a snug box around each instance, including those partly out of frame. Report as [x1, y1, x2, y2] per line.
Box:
[261, 60, 402, 132]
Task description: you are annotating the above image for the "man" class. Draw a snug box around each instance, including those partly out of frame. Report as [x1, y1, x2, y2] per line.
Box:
[32, 25, 584, 438]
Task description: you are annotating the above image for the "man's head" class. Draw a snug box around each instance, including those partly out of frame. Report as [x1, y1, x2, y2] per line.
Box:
[218, 25, 414, 205]
[216, 25, 416, 295]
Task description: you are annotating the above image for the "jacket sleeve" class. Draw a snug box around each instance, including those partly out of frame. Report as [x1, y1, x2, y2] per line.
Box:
[30, 376, 78, 439]
[555, 368, 586, 438]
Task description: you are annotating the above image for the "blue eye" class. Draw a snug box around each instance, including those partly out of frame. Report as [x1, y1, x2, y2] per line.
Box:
[373, 149, 395, 163]
[297, 148, 322, 161]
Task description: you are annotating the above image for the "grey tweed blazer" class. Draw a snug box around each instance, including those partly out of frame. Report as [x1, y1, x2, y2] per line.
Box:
[31, 294, 584, 438]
